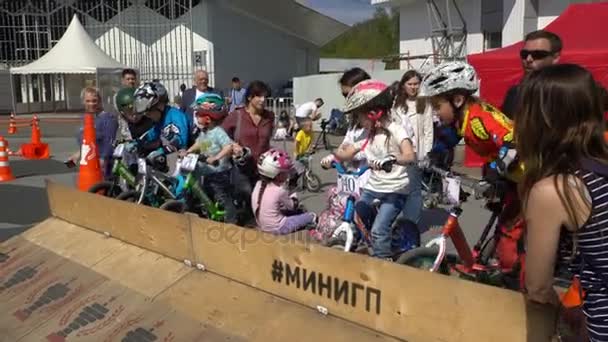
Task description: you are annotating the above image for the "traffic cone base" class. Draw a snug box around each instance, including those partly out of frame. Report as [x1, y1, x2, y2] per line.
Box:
[0, 136, 15, 182]
[20, 117, 50, 159]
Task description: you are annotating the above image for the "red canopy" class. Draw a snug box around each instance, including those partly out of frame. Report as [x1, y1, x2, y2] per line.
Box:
[468, 2, 608, 108]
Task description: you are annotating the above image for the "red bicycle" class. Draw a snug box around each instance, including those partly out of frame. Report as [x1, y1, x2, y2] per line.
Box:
[396, 165, 521, 289]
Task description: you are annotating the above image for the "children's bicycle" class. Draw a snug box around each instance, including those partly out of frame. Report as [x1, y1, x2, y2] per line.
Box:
[293, 152, 322, 193]
[395, 165, 521, 289]
[88, 141, 138, 198]
[324, 159, 420, 259]
[159, 153, 226, 221]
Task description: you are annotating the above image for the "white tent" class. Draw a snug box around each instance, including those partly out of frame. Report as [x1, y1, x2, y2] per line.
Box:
[10, 15, 126, 114]
[11, 15, 125, 74]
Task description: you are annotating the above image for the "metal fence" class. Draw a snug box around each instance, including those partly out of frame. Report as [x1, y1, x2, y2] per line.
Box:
[266, 97, 294, 117]
[0, 0, 202, 107]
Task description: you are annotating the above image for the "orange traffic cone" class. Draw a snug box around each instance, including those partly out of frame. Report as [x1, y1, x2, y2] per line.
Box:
[8, 113, 17, 135]
[20, 117, 50, 160]
[561, 277, 585, 308]
[77, 113, 102, 191]
[0, 136, 15, 182]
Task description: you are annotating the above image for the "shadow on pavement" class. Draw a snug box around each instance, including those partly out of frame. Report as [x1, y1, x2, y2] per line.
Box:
[10, 159, 76, 178]
[0, 184, 49, 241]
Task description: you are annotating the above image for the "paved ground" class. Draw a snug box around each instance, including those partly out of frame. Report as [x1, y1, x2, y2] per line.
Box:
[0, 115, 490, 255]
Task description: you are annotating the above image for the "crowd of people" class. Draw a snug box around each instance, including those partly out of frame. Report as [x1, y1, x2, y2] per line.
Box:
[71, 28, 608, 340]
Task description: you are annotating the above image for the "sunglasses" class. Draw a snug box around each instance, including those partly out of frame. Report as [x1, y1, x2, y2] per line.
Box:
[519, 49, 554, 60]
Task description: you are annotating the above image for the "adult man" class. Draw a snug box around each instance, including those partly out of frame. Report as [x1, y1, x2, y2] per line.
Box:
[227, 77, 246, 112]
[294, 98, 324, 127]
[121, 68, 138, 88]
[501, 30, 562, 119]
[67, 88, 118, 179]
[180, 70, 221, 117]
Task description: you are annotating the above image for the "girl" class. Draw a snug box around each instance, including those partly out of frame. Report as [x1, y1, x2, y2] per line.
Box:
[392, 70, 434, 227]
[252, 148, 316, 235]
[518, 64, 608, 341]
[343, 80, 418, 260]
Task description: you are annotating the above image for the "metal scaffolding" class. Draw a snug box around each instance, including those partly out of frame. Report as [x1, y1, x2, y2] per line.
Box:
[0, 0, 202, 108]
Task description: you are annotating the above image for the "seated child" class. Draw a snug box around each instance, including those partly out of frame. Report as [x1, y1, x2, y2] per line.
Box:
[179, 93, 237, 224]
[252, 148, 316, 235]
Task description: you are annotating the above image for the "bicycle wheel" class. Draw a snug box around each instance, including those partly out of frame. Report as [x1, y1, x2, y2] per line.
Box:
[160, 200, 186, 213]
[88, 181, 121, 198]
[116, 190, 142, 203]
[304, 172, 322, 193]
[395, 247, 452, 275]
[324, 237, 354, 252]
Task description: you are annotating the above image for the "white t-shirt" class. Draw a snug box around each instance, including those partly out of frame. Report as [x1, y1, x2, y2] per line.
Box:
[295, 101, 317, 118]
[364, 122, 412, 194]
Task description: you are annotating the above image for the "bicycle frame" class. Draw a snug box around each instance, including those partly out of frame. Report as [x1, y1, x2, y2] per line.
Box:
[329, 162, 369, 252]
[136, 160, 176, 205]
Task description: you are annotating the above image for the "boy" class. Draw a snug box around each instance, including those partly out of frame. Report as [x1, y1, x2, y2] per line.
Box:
[419, 61, 525, 288]
[290, 118, 313, 188]
[179, 94, 237, 224]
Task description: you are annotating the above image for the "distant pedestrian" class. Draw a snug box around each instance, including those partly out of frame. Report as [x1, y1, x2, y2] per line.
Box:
[227, 77, 247, 112]
[121, 68, 138, 88]
[180, 70, 222, 117]
[295, 98, 323, 127]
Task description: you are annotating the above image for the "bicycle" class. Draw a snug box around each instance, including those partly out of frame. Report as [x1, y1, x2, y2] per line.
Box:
[159, 153, 226, 221]
[292, 152, 322, 193]
[87, 141, 138, 198]
[324, 159, 420, 259]
[395, 165, 519, 288]
[115, 152, 180, 210]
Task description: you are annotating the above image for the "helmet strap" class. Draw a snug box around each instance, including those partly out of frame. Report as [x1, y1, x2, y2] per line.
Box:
[367, 110, 384, 122]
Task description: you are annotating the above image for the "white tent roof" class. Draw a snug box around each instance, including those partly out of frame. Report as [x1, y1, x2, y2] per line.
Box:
[10, 15, 125, 74]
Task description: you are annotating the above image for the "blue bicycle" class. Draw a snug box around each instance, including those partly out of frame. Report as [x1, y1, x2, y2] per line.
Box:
[323, 159, 420, 258]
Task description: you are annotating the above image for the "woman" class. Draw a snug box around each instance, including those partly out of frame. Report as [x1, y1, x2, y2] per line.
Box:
[392, 70, 434, 227]
[518, 64, 608, 341]
[222, 80, 275, 225]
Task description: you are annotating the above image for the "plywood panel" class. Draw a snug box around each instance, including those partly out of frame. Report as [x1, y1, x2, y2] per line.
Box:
[90, 243, 193, 298]
[22, 281, 238, 342]
[46, 181, 194, 263]
[0, 255, 108, 341]
[189, 217, 554, 342]
[159, 270, 399, 341]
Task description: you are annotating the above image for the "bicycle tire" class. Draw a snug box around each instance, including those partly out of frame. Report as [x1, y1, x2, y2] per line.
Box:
[305, 172, 322, 193]
[159, 200, 187, 213]
[116, 190, 140, 203]
[88, 181, 121, 198]
[324, 237, 355, 252]
[395, 246, 452, 275]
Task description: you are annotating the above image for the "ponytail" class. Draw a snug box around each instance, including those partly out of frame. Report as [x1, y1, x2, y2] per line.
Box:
[255, 176, 271, 219]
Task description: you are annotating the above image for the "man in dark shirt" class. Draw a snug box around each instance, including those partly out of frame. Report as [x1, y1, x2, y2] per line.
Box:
[501, 30, 562, 119]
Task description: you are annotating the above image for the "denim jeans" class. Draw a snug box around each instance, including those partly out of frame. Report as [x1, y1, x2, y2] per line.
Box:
[204, 169, 237, 224]
[355, 189, 408, 258]
[400, 165, 423, 225]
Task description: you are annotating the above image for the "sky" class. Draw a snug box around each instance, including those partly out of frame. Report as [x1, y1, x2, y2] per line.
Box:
[298, 0, 376, 26]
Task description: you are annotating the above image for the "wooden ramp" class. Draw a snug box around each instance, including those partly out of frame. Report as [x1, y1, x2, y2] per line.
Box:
[0, 182, 556, 342]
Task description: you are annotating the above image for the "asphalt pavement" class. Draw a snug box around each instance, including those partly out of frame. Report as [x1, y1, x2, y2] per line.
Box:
[0, 115, 490, 254]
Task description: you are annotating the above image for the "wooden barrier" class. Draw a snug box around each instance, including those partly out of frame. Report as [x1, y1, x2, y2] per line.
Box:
[44, 181, 555, 341]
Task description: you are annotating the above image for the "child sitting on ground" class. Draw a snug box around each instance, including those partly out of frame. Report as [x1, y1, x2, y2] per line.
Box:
[252, 148, 316, 235]
[178, 94, 237, 224]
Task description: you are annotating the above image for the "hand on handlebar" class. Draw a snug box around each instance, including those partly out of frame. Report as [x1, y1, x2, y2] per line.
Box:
[370, 156, 396, 172]
[320, 154, 335, 169]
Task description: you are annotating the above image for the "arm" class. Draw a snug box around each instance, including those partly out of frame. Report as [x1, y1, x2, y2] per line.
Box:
[278, 187, 296, 211]
[422, 104, 435, 157]
[221, 112, 237, 140]
[396, 139, 416, 165]
[524, 179, 564, 307]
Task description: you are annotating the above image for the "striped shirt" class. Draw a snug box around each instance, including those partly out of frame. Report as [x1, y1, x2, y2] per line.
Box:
[559, 168, 608, 342]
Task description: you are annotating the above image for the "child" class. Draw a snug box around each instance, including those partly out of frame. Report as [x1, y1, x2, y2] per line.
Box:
[290, 118, 314, 188]
[342, 80, 418, 260]
[419, 61, 524, 287]
[179, 93, 237, 224]
[252, 148, 316, 235]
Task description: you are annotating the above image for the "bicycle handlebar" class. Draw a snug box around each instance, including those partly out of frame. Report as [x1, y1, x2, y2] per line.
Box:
[425, 165, 492, 199]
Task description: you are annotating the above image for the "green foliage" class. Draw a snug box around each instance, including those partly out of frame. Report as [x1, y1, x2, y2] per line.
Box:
[321, 7, 399, 69]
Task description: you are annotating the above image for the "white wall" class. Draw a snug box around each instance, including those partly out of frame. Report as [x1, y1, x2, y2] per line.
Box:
[293, 69, 405, 130]
[209, 1, 319, 94]
[398, 0, 482, 69]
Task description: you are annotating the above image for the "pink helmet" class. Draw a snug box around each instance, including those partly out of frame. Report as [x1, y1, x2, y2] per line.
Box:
[257, 148, 293, 179]
[343, 79, 394, 114]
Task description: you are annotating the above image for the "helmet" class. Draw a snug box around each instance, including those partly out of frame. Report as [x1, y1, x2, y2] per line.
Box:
[419, 61, 479, 98]
[192, 93, 226, 121]
[343, 80, 395, 115]
[133, 81, 169, 114]
[257, 148, 293, 179]
[114, 87, 137, 116]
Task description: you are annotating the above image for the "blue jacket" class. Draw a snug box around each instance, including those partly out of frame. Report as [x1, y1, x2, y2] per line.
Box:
[144, 106, 190, 153]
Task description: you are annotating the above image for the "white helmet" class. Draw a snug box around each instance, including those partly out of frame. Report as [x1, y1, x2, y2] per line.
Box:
[133, 81, 169, 114]
[343, 79, 395, 114]
[419, 61, 479, 97]
[257, 148, 293, 179]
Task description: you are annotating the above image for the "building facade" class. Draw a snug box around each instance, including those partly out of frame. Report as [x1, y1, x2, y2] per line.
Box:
[371, 0, 603, 70]
[1, 0, 346, 112]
